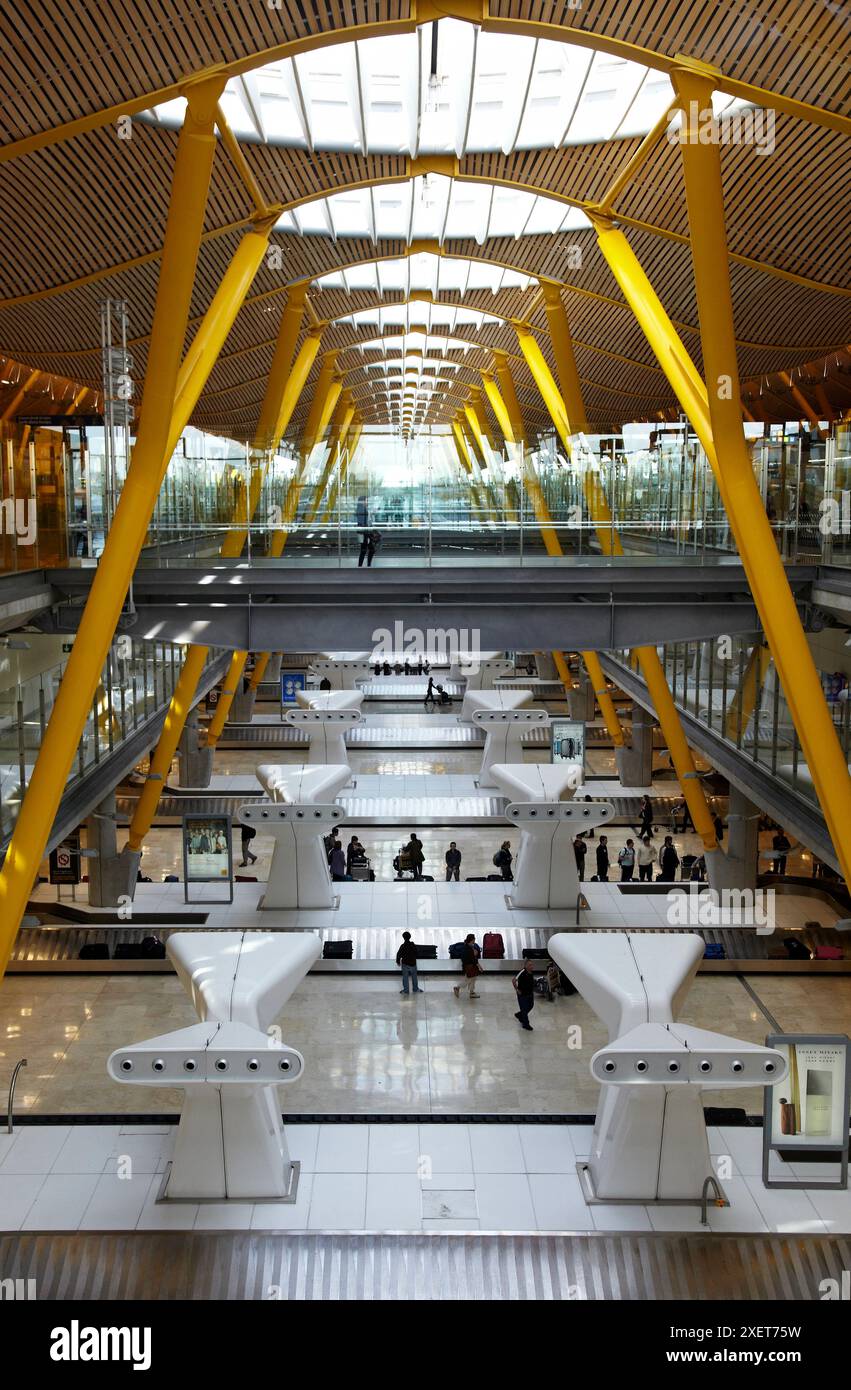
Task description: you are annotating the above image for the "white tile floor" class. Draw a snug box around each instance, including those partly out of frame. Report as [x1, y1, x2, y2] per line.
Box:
[1, 1121, 847, 1235]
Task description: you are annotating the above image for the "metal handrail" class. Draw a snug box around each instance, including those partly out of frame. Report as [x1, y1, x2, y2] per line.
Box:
[6, 1058, 27, 1134]
[700, 1173, 724, 1224]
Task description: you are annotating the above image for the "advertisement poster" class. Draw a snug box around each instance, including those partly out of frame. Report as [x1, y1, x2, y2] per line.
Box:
[551, 718, 585, 768]
[280, 671, 306, 705]
[183, 815, 232, 882]
[767, 1038, 849, 1147]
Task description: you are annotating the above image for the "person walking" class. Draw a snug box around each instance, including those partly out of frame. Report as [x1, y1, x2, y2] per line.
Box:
[637, 794, 654, 838]
[453, 934, 481, 1000]
[595, 834, 610, 882]
[712, 811, 724, 843]
[513, 960, 536, 1031]
[618, 838, 636, 882]
[494, 840, 513, 881]
[357, 528, 380, 567]
[658, 835, 680, 881]
[396, 931, 422, 995]
[637, 835, 655, 882]
[445, 841, 462, 881]
[573, 833, 587, 882]
[239, 822, 258, 867]
[424, 675, 437, 708]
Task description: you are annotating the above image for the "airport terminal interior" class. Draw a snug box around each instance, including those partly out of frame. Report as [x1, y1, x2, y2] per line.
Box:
[1, 0, 851, 1313]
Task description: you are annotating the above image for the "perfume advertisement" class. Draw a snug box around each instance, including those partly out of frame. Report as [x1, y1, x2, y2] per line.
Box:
[551, 719, 585, 768]
[768, 1039, 848, 1147]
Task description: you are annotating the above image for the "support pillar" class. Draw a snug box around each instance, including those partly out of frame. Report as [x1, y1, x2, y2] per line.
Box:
[715, 784, 760, 892]
[86, 793, 136, 906]
[177, 707, 213, 788]
[568, 672, 597, 723]
[615, 702, 655, 788]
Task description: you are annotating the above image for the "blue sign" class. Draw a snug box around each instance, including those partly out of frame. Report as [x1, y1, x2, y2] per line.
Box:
[281, 671, 306, 704]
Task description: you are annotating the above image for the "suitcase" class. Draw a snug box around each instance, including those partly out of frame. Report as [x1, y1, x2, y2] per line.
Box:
[448, 942, 466, 959]
[113, 943, 146, 960]
[323, 940, 353, 959]
[703, 942, 726, 959]
[523, 946, 549, 959]
[79, 943, 109, 960]
[482, 932, 504, 959]
[350, 860, 371, 882]
[415, 943, 438, 959]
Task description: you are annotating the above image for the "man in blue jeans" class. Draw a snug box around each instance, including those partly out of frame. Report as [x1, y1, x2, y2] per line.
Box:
[513, 959, 536, 1031]
[395, 931, 422, 995]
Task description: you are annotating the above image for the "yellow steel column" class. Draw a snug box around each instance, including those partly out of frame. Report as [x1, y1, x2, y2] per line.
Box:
[300, 351, 340, 461]
[632, 642, 716, 848]
[264, 328, 325, 558]
[0, 75, 226, 970]
[205, 650, 249, 747]
[321, 414, 362, 523]
[539, 281, 588, 432]
[307, 391, 355, 524]
[255, 285, 309, 452]
[248, 651, 273, 692]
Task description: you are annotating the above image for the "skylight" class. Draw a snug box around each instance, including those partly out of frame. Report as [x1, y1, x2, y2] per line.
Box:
[313, 254, 533, 296]
[143, 20, 751, 155]
[336, 304, 502, 333]
[273, 176, 590, 243]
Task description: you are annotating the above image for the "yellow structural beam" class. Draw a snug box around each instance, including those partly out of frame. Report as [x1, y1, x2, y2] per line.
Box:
[300, 351, 340, 460]
[0, 75, 227, 971]
[321, 415, 362, 522]
[255, 285, 310, 452]
[206, 650, 249, 748]
[126, 644, 211, 852]
[725, 642, 771, 743]
[306, 391, 355, 523]
[264, 328, 325, 558]
[670, 65, 851, 879]
[248, 652, 272, 692]
[538, 282, 589, 433]
[126, 250, 304, 855]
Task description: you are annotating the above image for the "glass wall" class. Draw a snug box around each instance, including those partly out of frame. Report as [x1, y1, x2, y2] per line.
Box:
[0, 633, 214, 841]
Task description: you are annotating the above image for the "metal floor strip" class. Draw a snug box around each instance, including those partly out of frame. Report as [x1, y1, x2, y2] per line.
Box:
[1, 1231, 847, 1300]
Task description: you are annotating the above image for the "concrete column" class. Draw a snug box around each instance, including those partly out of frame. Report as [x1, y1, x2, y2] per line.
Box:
[616, 702, 654, 787]
[708, 783, 760, 891]
[567, 671, 596, 721]
[86, 792, 137, 906]
[177, 708, 213, 788]
[230, 688, 257, 723]
[535, 652, 558, 680]
[265, 653, 283, 686]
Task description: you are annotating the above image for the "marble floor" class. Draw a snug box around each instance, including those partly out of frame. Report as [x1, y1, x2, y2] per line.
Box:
[4, 969, 850, 1119]
[0, 1119, 845, 1235]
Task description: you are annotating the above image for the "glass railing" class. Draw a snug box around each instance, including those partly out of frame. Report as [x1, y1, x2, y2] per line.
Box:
[0, 634, 218, 841]
[1, 418, 842, 573]
[607, 632, 851, 819]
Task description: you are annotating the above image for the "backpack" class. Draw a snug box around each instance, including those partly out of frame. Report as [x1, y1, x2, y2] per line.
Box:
[448, 942, 466, 960]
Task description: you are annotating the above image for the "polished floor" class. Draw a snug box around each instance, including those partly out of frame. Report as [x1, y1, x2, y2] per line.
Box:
[4, 970, 851, 1119]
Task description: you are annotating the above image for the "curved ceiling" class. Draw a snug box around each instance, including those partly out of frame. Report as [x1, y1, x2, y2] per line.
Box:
[0, 2, 849, 440]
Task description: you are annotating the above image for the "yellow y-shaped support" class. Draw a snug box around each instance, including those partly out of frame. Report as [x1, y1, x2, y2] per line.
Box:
[127, 280, 309, 851]
[307, 391, 355, 523]
[666, 62, 851, 876]
[518, 305, 714, 842]
[0, 75, 229, 968]
[321, 416, 362, 523]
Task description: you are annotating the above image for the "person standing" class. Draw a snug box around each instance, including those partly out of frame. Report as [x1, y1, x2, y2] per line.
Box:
[712, 811, 724, 843]
[453, 934, 481, 1000]
[324, 825, 341, 861]
[396, 931, 422, 995]
[346, 835, 366, 872]
[445, 841, 462, 881]
[513, 960, 536, 1031]
[573, 833, 587, 882]
[637, 835, 655, 882]
[658, 835, 680, 881]
[772, 830, 791, 874]
[405, 831, 424, 881]
[329, 843, 348, 881]
[596, 835, 610, 882]
[494, 840, 513, 881]
[618, 838, 636, 882]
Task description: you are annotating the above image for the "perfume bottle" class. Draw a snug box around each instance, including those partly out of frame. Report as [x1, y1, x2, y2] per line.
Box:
[779, 1098, 796, 1135]
[805, 1068, 833, 1137]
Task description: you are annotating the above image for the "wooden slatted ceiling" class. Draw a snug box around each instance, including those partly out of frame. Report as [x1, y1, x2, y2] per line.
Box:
[0, 4, 848, 435]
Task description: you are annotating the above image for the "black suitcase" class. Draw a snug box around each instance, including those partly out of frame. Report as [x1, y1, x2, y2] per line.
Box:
[522, 947, 549, 959]
[415, 943, 438, 959]
[79, 943, 109, 960]
[323, 940, 353, 959]
[141, 935, 166, 959]
[113, 943, 145, 959]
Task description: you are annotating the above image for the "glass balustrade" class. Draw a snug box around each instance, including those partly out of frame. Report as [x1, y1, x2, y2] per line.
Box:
[0, 417, 841, 572]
